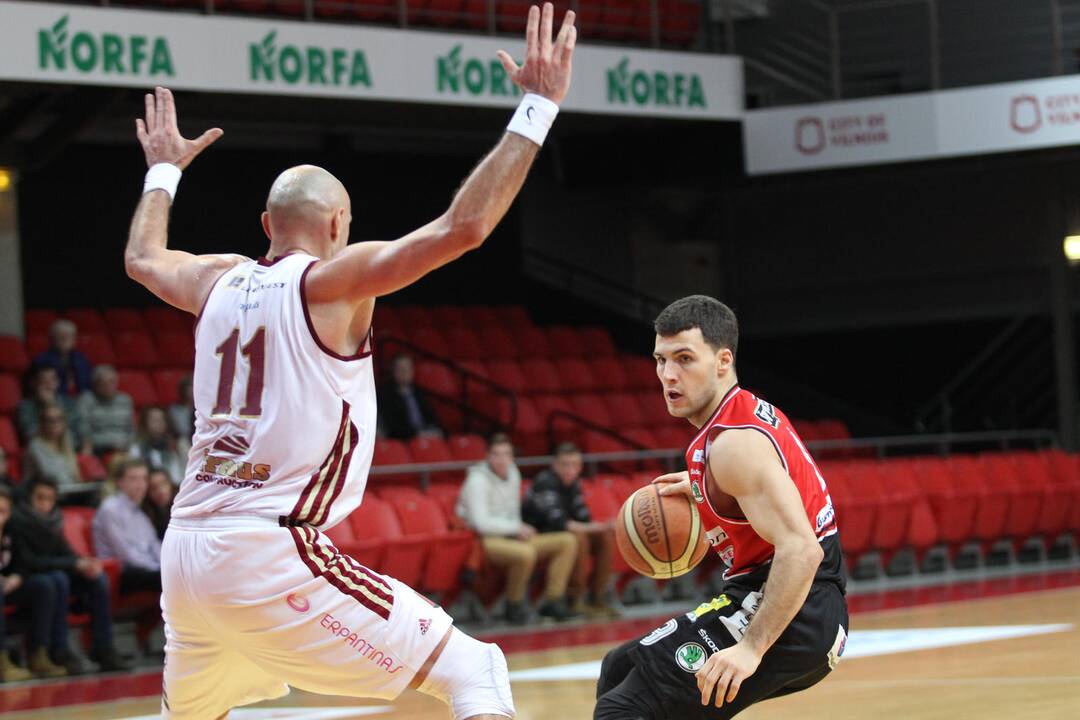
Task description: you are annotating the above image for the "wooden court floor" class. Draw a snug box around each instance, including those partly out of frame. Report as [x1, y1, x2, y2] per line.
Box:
[5, 586, 1079, 719]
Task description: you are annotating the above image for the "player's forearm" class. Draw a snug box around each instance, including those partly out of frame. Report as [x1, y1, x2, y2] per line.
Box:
[124, 191, 171, 281]
[442, 132, 540, 248]
[741, 540, 823, 657]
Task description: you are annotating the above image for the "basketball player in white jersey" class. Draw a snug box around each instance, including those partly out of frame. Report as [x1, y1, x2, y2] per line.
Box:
[123, 5, 575, 718]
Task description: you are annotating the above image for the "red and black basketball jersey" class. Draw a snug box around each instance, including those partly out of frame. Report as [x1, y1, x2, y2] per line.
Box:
[684, 385, 840, 583]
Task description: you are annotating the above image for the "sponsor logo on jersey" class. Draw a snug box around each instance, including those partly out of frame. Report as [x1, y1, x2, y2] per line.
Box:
[200, 453, 272, 482]
[320, 613, 404, 674]
[697, 628, 721, 654]
[816, 502, 835, 532]
[828, 624, 847, 670]
[227, 275, 246, 288]
[689, 595, 731, 621]
[720, 546, 735, 567]
[692, 449, 704, 463]
[286, 593, 310, 613]
[753, 400, 780, 428]
[418, 618, 431, 635]
[690, 480, 705, 503]
[675, 642, 707, 672]
[705, 526, 728, 548]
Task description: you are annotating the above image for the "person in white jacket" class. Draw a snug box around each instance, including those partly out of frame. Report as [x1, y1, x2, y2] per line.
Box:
[456, 433, 576, 625]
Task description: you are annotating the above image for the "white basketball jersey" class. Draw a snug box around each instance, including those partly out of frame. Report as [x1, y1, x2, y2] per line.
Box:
[173, 253, 376, 531]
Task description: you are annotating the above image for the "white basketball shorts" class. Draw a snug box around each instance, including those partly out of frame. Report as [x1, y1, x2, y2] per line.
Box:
[160, 515, 454, 719]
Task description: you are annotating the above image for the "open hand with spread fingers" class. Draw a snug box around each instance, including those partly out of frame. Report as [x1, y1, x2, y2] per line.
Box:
[135, 86, 223, 170]
[497, 2, 577, 105]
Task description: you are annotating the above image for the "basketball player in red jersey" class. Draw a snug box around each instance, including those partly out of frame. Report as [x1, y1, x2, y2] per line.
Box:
[594, 296, 848, 719]
[124, 5, 575, 718]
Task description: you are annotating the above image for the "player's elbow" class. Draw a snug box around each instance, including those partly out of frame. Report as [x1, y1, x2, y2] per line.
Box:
[447, 219, 485, 252]
[124, 254, 148, 282]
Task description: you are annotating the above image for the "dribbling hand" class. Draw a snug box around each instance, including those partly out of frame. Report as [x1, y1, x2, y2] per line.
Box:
[135, 86, 223, 170]
[696, 642, 761, 708]
[653, 471, 692, 499]
[497, 3, 577, 105]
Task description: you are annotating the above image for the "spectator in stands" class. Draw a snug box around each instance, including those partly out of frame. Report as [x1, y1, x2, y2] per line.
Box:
[0, 448, 14, 493]
[23, 403, 82, 489]
[378, 353, 443, 440]
[32, 320, 93, 396]
[143, 468, 175, 539]
[10, 476, 129, 672]
[167, 374, 195, 442]
[0, 485, 36, 682]
[127, 406, 188, 486]
[16, 365, 81, 444]
[93, 459, 161, 594]
[457, 433, 577, 625]
[524, 443, 619, 618]
[76, 365, 134, 456]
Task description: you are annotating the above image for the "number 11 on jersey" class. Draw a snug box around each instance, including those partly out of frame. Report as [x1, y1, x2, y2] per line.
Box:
[212, 327, 266, 418]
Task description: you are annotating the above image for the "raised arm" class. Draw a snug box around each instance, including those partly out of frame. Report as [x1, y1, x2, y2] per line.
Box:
[304, 3, 576, 304]
[124, 87, 240, 314]
[696, 429, 824, 709]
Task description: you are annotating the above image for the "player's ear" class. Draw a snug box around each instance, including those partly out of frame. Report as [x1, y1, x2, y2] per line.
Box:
[260, 211, 272, 241]
[716, 347, 733, 376]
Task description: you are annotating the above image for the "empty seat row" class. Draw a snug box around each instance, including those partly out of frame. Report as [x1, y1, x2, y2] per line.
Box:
[379, 324, 619, 361]
[412, 356, 657, 398]
[1, 332, 194, 373]
[24, 307, 193, 336]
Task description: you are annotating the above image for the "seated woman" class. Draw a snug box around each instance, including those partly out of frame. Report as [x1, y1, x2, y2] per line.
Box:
[143, 468, 175, 540]
[22, 403, 82, 489]
[127, 406, 188, 487]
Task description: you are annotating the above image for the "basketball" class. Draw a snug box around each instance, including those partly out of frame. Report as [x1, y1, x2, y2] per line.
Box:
[615, 483, 709, 579]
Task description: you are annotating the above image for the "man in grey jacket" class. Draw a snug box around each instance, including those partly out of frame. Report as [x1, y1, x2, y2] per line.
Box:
[457, 433, 577, 624]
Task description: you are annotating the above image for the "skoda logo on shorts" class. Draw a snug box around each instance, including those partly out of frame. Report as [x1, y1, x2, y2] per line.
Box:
[286, 593, 310, 613]
[675, 642, 707, 673]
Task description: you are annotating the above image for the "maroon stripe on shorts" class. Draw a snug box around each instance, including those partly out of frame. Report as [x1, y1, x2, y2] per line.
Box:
[289, 528, 392, 621]
[310, 536, 394, 606]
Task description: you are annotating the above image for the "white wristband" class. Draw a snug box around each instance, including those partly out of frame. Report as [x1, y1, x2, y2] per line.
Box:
[143, 163, 182, 202]
[506, 93, 559, 147]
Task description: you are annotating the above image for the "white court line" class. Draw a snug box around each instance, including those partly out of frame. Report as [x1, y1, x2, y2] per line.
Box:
[507, 624, 1075, 682]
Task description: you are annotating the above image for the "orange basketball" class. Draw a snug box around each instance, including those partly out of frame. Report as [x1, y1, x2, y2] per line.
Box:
[615, 484, 709, 579]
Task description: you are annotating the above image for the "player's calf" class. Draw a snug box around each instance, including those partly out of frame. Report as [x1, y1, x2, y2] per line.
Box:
[417, 629, 515, 719]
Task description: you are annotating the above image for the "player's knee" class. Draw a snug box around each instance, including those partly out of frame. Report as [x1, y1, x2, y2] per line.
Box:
[418, 630, 516, 720]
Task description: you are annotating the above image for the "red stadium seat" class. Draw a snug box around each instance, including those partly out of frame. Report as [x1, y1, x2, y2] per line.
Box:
[485, 360, 528, 394]
[399, 306, 436, 329]
[372, 439, 417, 485]
[495, 306, 532, 327]
[78, 453, 107, 482]
[389, 493, 474, 594]
[909, 456, 978, 550]
[0, 374, 19, 415]
[152, 369, 189, 407]
[555, 358, 598, 393]
[0, 417, 19, 453]
[352, 0, 399, 23]
[622, 356, 658, 391]
[589, 357, 630, 392]
[431, 306, 468, 328]
[24, 310, 59, 336]
[533, 394, 573, 424]
[24, 334, 48, 358]
[143, 306, 193, 334]
[659, 0, 700, 46]
[155, 332, 195, 369]
[580, 478, 621, 522]
[512, 398, 547, 456]
[477, 326, 519, 360]
[821, 466, 873, 564]
[448, 433, 486, 462]
[339, 499, 418, 583]
[414, 361, 461, 397]
[463, 306, 501, 327]
[374, 305, 401, 334]
[103, 308, 147, 333]
[519, 358, 562, 395]
[63, 309, 106, 334]
[112, 331, 160, 369]
[947, 454, 1008, 546]
[445, 327, 483, 361]
[408, 436, 456, 482]
[513, 326, 552, 358]
[410, 327, 450, 357]
[0, 337, 29, 373]
[571, 393, 613, 428]
[1012, 451, 1068, 541]
[546, 326, 585, 357]
[583, 431, 639, 473]
[1045, 450, 1080, 538]
[875, 459, 939, 558]
[981, 453, 1043, 543]
[654, 425, 689, 450]
[117, 370, 159, 408]
[428, 482, 466, 527]
[62, 507, 97, 557]
[579, 327, 617, 356]
[605, 392, 647, 428]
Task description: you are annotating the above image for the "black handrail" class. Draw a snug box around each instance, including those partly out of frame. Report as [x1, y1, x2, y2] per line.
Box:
[378, 333, 518, 432]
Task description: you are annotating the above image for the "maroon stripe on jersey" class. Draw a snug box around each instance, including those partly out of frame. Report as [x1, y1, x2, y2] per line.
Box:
[289, 528, 391, 620]
[299, 261, 374, 362]
[309, 535, 394, 605]
[288, 402, 350, 523]
[303, 419, 350, 526]
[310, 423, 360, 528]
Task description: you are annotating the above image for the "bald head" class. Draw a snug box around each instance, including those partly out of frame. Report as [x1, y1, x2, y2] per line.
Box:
[263, 165, 351, 257]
